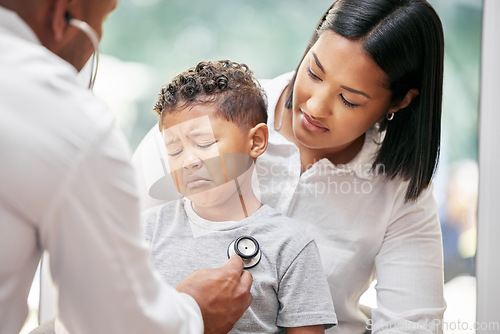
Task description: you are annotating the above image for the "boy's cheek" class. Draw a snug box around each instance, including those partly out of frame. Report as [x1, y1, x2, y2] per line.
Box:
[169, 169, 182, 193]
[219, 152, 253, 181]
[167, 159, 182, 175]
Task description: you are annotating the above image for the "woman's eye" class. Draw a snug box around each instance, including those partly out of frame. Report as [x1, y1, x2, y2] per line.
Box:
[340, 94, 359, 108]
[198, 141, 217, 149]
[307, 67, 322, 81]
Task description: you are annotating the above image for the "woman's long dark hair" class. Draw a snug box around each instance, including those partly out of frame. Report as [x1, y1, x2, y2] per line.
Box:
[285, 0, 444, 202]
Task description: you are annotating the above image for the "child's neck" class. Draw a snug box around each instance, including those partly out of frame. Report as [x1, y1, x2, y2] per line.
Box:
[191, 166, 262, 222]
[192, 190, 262, 222]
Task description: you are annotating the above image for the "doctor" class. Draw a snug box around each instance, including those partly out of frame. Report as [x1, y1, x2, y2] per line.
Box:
[0, 0, 252, 333]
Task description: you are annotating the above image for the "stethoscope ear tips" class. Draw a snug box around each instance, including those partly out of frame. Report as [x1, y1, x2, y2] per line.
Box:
[227, 236, 261, 269]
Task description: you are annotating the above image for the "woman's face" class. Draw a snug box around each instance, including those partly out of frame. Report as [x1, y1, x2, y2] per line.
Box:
[292, 30, 395, 155]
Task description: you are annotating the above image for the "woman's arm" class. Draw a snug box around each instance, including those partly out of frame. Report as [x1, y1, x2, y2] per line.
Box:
[286, 325, 324, 334]
[372, 182, 446, 333]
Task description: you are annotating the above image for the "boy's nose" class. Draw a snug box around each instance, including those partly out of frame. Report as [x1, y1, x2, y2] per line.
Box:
[182, 150, 203, 169]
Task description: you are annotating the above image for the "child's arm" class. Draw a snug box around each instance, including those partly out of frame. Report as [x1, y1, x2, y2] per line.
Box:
[277, 240, 336, 331]
[286, 325, 325, 334]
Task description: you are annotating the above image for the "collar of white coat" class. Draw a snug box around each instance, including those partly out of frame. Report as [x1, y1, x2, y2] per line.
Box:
[0, 6, 41, 45]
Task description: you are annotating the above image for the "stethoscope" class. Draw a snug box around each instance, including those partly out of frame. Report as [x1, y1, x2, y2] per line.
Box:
[227, 236, 261, 269]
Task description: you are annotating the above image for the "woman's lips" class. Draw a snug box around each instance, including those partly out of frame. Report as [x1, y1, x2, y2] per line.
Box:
[300, 111, 329, 133]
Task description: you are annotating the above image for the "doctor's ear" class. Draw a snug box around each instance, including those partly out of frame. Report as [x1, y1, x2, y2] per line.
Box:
[248, 123, 268, 159]
[51, 0, 72, 41]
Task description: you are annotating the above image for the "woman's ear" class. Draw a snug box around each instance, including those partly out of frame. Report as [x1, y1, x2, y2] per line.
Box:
[248, 123, 269, 159]
[388, 88, 420, 114]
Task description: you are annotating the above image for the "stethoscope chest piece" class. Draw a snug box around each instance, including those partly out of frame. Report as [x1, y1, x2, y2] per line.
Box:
[227, 236, 261, 269]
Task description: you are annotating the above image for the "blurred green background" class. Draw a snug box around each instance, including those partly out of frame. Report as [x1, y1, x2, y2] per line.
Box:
[96, 0, 334, 149]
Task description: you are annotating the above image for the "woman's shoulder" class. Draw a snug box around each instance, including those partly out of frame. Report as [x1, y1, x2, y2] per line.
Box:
[258, 72, 294, 126]
[259, 71, 294, 91]
[375, 176, 439, 234]
[259, 72, 294, 104]
[253, 72, 293, 140]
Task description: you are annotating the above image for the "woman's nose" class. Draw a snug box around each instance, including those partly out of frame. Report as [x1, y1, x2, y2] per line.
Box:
[306, 90, 332, 118]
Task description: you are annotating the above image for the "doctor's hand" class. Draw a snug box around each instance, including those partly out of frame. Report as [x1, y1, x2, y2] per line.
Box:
[176, 255, 253, 334]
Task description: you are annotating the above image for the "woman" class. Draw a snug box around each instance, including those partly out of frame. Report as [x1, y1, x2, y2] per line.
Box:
[133, 0, 446, 332]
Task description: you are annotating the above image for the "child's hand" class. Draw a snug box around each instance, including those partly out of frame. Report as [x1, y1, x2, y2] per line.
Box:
[176, 255, 253, 334]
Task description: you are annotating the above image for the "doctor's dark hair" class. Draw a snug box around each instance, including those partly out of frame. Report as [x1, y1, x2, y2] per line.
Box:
[285, 0, 444, 202]
[154, 60, 267, 130]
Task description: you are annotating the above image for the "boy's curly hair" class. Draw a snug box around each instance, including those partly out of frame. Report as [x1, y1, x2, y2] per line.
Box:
[154, 60, 267, 130]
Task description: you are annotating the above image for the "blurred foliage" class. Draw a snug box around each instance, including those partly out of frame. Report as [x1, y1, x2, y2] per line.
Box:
[101, 0, 332, 82]
[431, 0, 481, 163]
[99, 0, 333, 150]
[99, 0, 481, 163]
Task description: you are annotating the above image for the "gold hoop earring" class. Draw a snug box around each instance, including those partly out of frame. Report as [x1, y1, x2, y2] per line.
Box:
[386, 112, 395, 121]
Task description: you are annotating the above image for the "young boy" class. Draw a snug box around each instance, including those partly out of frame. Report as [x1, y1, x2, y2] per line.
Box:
[142, 60, 337, 333]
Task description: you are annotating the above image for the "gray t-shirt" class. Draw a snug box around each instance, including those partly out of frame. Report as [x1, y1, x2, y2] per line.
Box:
[142, 198, 337, 333]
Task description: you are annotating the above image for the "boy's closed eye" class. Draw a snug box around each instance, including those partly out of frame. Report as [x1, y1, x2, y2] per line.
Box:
[196, 140, 217, 149]
[166, 141, 183, 157]
[167, 140, 218, 157]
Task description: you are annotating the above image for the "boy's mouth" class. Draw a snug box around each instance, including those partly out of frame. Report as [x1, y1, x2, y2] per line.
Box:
[184, 174, 211, 190]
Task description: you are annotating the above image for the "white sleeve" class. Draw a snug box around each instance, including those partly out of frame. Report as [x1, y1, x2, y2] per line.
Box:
[372, 183, 447, 333]
[39, 127, 203, 334]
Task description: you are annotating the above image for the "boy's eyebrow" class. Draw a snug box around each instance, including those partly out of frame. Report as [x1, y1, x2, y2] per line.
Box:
[165, 137, 180, 146]
[312, 52, 325, 74]
[187, 129, 215, 138]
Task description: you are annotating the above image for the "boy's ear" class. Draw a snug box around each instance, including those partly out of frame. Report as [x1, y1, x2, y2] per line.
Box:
[388, 88, 419, 114]
[248, 123, 268, 159]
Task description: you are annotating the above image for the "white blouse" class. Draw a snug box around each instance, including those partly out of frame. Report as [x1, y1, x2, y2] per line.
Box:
[132, 72, 446, 334]
[257, 72, 446, 333]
